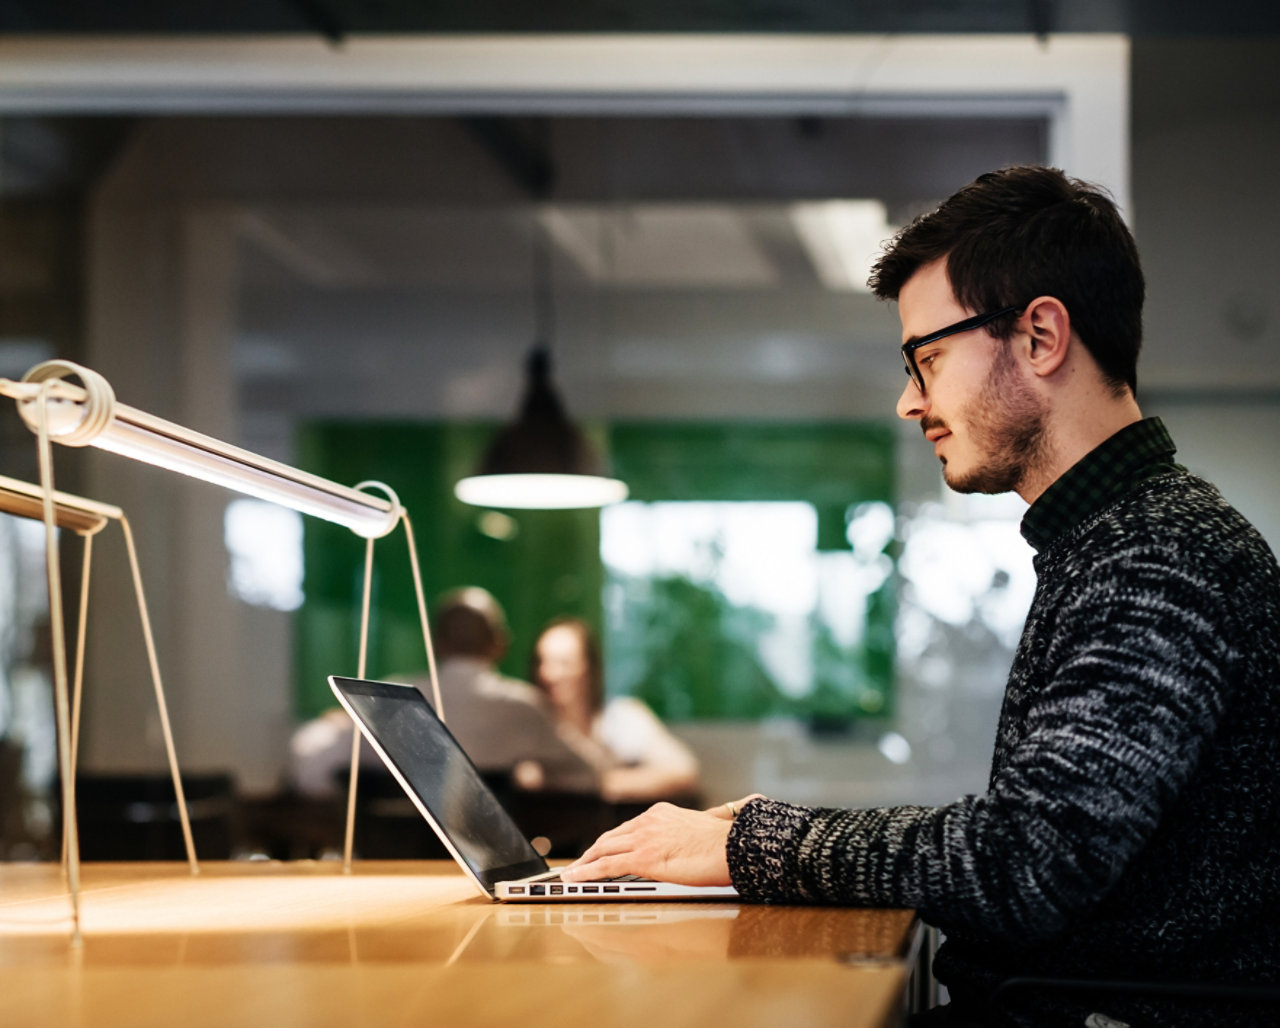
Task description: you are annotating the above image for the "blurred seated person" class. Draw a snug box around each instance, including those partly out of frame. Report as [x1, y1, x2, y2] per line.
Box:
[287, 587, 600, 798]
[286, 707, 383, 799]
[531, 617, 701, 804]
[407, 587, 600, 792]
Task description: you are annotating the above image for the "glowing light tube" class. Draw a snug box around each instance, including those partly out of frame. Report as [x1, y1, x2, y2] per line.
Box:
[1, 361, 400, 539]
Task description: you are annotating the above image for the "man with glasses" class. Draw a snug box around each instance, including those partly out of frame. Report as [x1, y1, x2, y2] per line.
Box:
[564, 166, 1279, 1025]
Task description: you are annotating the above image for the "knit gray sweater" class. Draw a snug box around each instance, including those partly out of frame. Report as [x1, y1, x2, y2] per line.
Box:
[726, 470, 1280, 1025]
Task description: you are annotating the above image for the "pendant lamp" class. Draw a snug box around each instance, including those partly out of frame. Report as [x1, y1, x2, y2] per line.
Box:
[454, 345, 627, 509]
[455, 210, 627, 510]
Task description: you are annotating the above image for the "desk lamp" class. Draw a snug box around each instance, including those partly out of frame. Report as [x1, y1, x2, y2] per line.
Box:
[0, 360, 444, 938]
[0, 474, 200, 929]
[454, 347, 629, 509]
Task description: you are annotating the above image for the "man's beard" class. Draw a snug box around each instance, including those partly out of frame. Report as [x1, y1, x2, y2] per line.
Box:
[927, 347, 1048, 496]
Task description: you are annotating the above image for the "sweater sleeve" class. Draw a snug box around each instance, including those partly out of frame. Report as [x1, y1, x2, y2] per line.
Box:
[727, 540, 1238, 944]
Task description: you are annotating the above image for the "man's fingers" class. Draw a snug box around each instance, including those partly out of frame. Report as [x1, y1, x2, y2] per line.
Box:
[573, 823, 636, 864]
[561, 854, 626, 882]
[564, 821, 668, 881]
[561, 802, 736, 886]
[563, 833, 640, 879]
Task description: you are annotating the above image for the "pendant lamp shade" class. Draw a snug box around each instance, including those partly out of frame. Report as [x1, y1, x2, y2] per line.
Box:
[454, 347, 628, 509]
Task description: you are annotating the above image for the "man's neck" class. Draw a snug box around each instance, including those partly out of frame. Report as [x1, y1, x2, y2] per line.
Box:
[1016, 392, 1144, 505]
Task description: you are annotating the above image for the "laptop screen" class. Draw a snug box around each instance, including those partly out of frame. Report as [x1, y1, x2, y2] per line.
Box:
[329, 676, 548, 892]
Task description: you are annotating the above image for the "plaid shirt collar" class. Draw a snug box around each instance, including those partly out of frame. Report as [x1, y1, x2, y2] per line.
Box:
[1021, 417, 1179, 553]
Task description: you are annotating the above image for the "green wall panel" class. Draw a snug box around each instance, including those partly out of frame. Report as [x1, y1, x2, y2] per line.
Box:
[295, 419, 895, 726]
[294, 421, 603, 719]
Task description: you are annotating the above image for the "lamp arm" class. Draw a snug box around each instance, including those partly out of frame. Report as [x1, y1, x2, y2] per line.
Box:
[0, 361, 401, 539]
[0, 473, 120, 535]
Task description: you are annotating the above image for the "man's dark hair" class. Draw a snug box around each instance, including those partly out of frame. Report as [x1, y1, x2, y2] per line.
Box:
[433, 586, 508, 660]
[868, 165, 1145, 393]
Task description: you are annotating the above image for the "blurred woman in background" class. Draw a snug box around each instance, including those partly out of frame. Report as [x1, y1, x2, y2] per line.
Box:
[531, 618, 701, 804]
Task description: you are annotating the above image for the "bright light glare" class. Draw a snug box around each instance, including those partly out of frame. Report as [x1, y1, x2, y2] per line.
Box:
[603, 501, 829, 695]
[224, 499, 304, 611]
[603, 501, 818, 612]
[789, 199, 897, 293]
[878, 731, 913, 765]
[455, 473, 628, 510]
[896, 504, 1035, 657]
[0, 873, 446, 936]
[847, 501, 895, 555]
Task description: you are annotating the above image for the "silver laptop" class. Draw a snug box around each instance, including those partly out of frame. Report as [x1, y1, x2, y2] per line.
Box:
[328, 675, 739, 903]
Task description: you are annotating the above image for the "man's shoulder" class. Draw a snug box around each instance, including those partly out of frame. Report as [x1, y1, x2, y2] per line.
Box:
[473, 670, 545, 706]
[1086, 471, 1267, 557]
[434, 658, 541, 700]
[419, 661, 552, 721]
[1064, 471, 1280, 598]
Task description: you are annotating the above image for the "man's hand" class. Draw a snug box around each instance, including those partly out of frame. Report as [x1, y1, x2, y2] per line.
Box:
[561, 795, 763, 886]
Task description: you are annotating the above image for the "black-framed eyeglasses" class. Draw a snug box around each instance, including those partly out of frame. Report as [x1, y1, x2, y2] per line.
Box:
[901, 306, 1021, 394]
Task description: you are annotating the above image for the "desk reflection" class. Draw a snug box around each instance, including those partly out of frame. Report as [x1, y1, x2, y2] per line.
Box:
[451, 902, 916, 966]
[1, 862, 916, 1028]
[490, 905, 739, 964]
[0, 862, 914, 970]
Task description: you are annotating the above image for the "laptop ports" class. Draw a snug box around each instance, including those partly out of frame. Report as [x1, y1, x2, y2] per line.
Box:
[603, 885, 620, 893]
[550, 885, 564, 895]
[508, 886, 525, 894]
[581, 885, 598, 894]
[530, 885, 545, 895]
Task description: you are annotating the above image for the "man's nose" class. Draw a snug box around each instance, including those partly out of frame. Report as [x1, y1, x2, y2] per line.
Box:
[896, 378, 927, 421]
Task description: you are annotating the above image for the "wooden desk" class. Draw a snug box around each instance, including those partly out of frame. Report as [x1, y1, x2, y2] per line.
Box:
[0, 861, 918, 1028]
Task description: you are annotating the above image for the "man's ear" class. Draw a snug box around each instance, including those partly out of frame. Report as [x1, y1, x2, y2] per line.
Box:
[1020, 296, 1071, 378]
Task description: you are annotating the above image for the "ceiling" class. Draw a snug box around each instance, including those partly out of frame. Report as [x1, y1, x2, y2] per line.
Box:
[217, 112, 1047, 423]
[1, 1, 1278, 38]
[0, 107, 1051, 431]
[1, 24, 1272, 448]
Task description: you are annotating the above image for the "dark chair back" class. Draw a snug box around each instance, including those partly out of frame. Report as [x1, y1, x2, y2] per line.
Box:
[74, 772, 238, 860]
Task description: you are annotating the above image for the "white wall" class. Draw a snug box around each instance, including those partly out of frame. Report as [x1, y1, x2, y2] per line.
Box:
[1133, 38, 1280, 550]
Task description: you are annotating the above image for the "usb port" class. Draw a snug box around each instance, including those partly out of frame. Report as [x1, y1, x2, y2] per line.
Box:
[603, 885, 620, 893]
[531, 885, 545, 895]
[550, 885, 564, 895]
[509, 886, 525, 894]
[582, 886, 598, 894]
